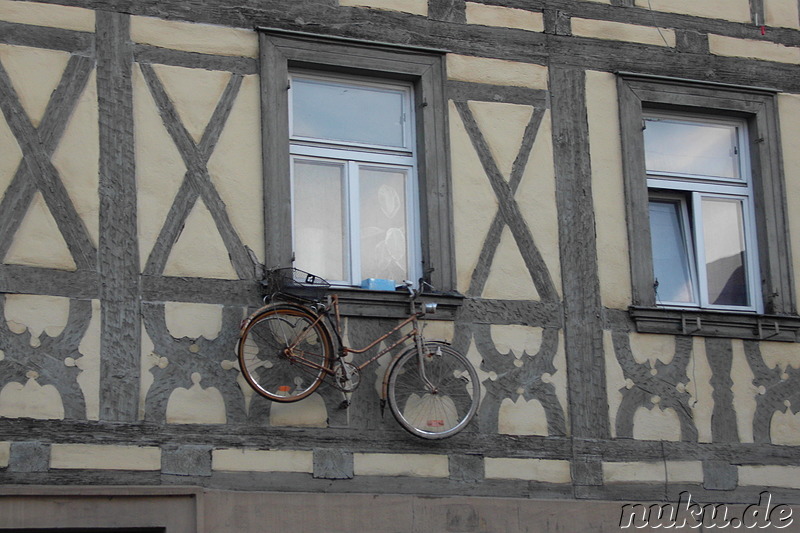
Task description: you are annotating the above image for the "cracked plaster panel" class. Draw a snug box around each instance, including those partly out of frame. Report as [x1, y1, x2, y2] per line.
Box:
[586, 71, 631, 310]
[484, 458, 571, 483]
[632, 405, 681, 441]
[166, 372, 227, 424]
[779, 94, 800, 302]
[208, 74, 264, 261]
[338, 0, 427, 17]
[634, 0, 750, 23]
[0, 0, 94, 31]
[604, 461, 703, 484]
[71, 299, 101, 420]
[213, 449, 313, 473]
[0, 44, 70, 128]
[447, 55, 549, 90]
[765, 0, 800, 29]
[572, 18, 676, 48]
[709, 34, 800, 64]
[134, 63, 187, 271]
[130, 15, 257, 57]
[52, 69, 99, 248]
[353, 453, 448, 477]
[4, 191, 76, 270]
[450, 101, 498, 294]
[465, 3, 544, 32]
[731, 340, 757, 443]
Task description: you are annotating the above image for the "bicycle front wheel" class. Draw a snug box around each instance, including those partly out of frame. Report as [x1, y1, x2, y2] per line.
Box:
[387, 342, 480, 439]
[238, 305, 333, 402]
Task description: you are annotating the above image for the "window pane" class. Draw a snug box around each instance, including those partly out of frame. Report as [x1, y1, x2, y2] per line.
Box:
[644, 118, 740, 179]
[359, 166, 408, 282]
[702, 197, 749, 306]
[291, 77, 407, 149]
[649, 199, 696, 304]
[293, 159, 348, 282]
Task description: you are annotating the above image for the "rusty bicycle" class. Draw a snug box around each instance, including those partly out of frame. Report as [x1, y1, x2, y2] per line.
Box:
[237, 267, 480, 439]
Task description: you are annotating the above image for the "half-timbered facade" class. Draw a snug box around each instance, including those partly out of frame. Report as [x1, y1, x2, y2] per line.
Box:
[1, 0, 800, 530]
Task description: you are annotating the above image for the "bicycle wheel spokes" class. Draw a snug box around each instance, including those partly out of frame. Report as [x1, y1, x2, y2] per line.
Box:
[238, 307, 332, 402]
[388, 343, 480, 439]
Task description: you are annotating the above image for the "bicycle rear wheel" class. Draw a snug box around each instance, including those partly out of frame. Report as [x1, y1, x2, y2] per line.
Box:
[238, 305, 333, 402]
[387, 342, 480, 439]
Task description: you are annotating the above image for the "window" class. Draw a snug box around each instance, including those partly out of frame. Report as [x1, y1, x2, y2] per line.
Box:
[644, 113, 760, 312]
[618, 73, 798, 340]
[290, 73, 419, 285]
[258, 28, 455, 295]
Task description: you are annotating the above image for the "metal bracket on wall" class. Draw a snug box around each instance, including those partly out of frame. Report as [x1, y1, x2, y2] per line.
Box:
[681, 314, 702, 335]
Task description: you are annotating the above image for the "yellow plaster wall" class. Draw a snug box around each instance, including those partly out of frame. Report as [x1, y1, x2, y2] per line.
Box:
[765, 0, 800, 29]
[709, 34, 800, 64]
[779, 94, 800, 307]
[484, 458, 571, 483]
[51, 444, 161, 470]
[739, 465, 800, 489]
[0, 0, 94, 32]
[447, 55, 549, 89]
[634, 0, 751, 23]
[213, 449, 314, 473]
[465, 3, 544, 32]
[339, 0, 427, 17]
[353, 453, 449, 477]
[585, 70, 631, 310]
[130, 15, 258, 57]
[572, 18, 676, 48]
[0, 442, 8, 468]
[604, 461, 704, 484]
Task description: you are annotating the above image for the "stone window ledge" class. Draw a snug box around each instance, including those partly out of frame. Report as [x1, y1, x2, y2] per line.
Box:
[331, 286, 464, 320]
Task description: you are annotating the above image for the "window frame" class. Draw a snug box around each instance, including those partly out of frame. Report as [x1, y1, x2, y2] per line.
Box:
[258, 28, 456, 298]
[617, 72, 798, 340]
[287, 71, 421, 287]
[644, 112, 761, 313]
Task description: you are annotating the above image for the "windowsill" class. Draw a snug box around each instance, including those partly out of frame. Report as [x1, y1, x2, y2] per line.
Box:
[629, 306, 800, 342]
[330, 286, 464, 320]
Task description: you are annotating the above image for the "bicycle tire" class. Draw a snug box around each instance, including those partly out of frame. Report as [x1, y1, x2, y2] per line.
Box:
[237, 305, 333, 402]
[387, 342, 480, 439]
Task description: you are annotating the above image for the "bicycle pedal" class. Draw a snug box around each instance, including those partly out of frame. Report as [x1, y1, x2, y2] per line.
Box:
[338, 400, 350, 410]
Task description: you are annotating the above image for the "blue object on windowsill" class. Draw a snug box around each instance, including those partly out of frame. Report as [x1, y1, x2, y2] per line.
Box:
[360, 278, 396, 291]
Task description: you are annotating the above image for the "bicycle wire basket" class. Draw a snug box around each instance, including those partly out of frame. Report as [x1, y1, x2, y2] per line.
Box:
[263, 267, 331, 302]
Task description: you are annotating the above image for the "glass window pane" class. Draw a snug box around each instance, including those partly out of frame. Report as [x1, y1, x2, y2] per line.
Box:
[644, 118, 740, 179]
[291, 77, 407, 149]
[359, 166, 408, 282]
[649, 199, 696, 304]
[293, 159, 348, 282]
[702, 197, 749, 306]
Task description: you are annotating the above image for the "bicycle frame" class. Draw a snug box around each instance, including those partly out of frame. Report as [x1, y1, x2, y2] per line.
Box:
[248, 293, 433, 398]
